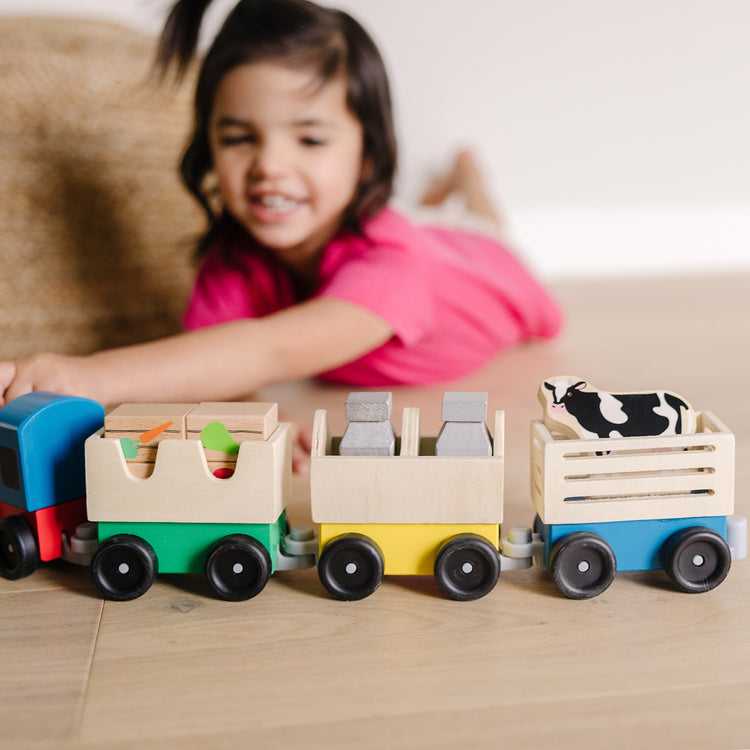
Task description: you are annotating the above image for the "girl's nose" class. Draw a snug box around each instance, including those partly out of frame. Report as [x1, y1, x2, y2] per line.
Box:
[250, 140, 288, 178]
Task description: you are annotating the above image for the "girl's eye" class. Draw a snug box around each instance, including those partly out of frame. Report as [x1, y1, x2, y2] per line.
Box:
[219, 135, 256, 147]
[300, 136, 326, 147]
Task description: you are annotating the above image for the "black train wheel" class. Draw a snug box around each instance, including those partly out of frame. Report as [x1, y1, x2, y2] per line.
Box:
[0, 516, 39, 580]
[434, 534, 501, 601]
[549, 531, 616, 599]
[91, 534, 157, 601]
[318, 534, 384, 600]
[665, 527, 731, 593]
[205, 535, 272, 601]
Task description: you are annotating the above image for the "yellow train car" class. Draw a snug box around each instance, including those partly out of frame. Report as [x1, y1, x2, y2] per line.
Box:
[310, 405, 507, 600]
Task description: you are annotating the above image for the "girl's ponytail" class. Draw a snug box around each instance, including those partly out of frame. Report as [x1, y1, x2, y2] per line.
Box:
[155, 0, 215, 81]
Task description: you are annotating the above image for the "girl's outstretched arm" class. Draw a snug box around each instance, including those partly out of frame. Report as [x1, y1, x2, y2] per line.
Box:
[0, 298, 392, 407]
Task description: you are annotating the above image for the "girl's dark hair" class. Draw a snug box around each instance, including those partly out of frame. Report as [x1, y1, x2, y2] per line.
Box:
[156, 0, 397, 256]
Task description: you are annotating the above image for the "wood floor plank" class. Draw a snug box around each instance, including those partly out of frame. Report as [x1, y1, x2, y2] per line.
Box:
[76, 561, 750, 747]
[0, 587, 102, 744]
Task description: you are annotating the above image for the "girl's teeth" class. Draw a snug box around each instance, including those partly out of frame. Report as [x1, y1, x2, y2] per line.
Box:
[260, 195, 298, 211]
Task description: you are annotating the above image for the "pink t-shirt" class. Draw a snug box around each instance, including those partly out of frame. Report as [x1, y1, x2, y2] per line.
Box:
[184, 208, 562, 385]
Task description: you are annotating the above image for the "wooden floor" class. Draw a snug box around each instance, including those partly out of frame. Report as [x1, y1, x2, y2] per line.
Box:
[2, 274, 749, 749]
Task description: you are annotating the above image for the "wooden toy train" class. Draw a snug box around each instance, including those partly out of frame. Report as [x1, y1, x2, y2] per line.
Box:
[0, 380, 746, 602]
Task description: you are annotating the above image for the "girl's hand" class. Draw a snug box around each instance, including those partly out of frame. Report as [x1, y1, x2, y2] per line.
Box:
[287, 418, 313, 475]
[0, 353, 104, 407]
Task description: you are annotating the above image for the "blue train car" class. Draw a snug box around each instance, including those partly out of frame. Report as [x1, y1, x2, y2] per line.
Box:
[0, 392, 104, 578]
[535, 515, 745, 598]
[525, 412, 747, 598]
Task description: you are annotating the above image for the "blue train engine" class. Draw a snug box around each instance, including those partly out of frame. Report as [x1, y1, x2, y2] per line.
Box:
[0, 392, 104, 579]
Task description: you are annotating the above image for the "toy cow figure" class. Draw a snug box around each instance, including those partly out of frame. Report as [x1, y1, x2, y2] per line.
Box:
[539, 376, 697, 440]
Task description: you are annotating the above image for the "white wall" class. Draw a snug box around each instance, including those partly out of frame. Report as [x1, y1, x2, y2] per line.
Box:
[2, 0, 749, 279]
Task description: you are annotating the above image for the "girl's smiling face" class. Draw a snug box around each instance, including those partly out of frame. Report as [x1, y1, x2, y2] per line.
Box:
[209, 61, 365, 277]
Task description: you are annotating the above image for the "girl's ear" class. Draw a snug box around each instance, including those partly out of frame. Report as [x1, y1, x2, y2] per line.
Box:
[360, 155, 374, 183]
[201, 169, 223, 217]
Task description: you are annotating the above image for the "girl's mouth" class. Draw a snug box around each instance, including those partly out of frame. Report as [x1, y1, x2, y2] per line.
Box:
[249, 193, 304, 220]
[256, 194, 299, 211]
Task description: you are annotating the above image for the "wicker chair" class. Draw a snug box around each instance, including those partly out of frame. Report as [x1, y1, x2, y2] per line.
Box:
[0, 17, 201, 359]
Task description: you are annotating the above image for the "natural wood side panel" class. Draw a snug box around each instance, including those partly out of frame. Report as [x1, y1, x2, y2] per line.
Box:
[699, 411, 733, 434]
[530, 420, 546, 517]
[400, 408, 420, 456]
[531, 413, 735, 524]
[311, 409, 330, 458]
[538, 491, 734, 526]
[493, 410, 505, 459]
[123, 462, 155, 479]
[556, 445, 731, 477]
[311, 453, 503, 524]
[85, 424, 292, 524]
[311, 408, 505, 524]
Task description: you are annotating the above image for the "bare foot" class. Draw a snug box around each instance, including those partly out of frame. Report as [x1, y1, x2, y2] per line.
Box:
[420, 150, 501, 226]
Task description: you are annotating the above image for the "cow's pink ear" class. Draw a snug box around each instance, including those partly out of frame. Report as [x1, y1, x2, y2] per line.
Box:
[574, 381, 587, 390]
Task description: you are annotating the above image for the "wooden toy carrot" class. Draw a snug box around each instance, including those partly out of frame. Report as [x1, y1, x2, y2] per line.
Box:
[119, 421, 174, 460]
[138, 421, 174, 444]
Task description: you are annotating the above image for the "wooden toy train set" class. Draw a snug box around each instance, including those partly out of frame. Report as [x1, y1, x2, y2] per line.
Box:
[0, 377, 746, 602]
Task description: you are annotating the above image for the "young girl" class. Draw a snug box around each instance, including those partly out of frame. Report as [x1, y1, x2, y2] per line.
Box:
[0, 0, 561, 408]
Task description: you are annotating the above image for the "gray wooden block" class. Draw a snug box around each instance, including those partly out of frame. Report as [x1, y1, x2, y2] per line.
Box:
[435, 422, 492, 456]
[441, 392, 488, 422]
[345, 392, 393, 422]
[339, 421, 396, 456]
